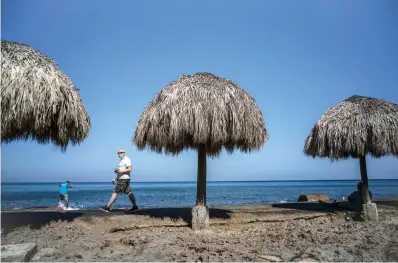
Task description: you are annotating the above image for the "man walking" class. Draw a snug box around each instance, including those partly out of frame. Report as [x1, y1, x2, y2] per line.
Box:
[58, 181, 75, 209]
[100, 148, 138, 212]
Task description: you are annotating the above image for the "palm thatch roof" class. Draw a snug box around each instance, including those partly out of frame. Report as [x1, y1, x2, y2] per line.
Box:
[304, 95, 398, 160]
[133, 72, 268, 156]
[1, 40, 91, 150]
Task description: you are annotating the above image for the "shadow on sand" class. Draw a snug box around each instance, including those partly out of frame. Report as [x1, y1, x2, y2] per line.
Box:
[1, 207, 233, 235]
[270, 202, 369, 222]
[4, 199, 395, 235]
[271, 202, 351, 212]
[1, 211, 85, 235]
[374, 199, 398, 209]
[123, 207, 232, 224]
[272, 199, 398, 213]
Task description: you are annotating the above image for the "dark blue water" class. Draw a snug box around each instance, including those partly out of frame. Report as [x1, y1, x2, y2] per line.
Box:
[1, 180, 397, 210]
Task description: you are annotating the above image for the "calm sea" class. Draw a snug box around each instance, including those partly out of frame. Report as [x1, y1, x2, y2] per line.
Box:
[1, 180, 398, 210]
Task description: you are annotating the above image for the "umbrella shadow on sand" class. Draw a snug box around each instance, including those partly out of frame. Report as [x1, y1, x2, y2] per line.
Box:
[271, 202, 352, 213]
[270, 202, 368, 222]
[272, 199, 398, 212]
[1, 211, 85, 235]
[123, 207, 232, 223]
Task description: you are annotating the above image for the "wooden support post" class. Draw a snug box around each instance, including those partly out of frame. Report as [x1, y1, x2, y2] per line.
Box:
[192, 145, 209, 230]
[359, 156, 371, 204]
[196, 145, 207, 206]
[359, 155, 379, 221]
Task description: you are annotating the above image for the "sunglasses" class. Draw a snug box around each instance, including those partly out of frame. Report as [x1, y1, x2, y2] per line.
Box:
[117, 152, 125, 154]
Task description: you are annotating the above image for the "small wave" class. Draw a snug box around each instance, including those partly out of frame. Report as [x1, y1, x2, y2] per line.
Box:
[59, 202, 84, 211]
[279, 199, 288, 203]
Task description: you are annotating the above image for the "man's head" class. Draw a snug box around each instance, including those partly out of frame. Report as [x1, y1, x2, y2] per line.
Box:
[66, 181, 71, 184]
[117, 148, 126, 159]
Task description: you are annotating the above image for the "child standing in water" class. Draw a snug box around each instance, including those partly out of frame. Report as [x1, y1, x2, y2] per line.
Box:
[58, 181, 75, 209]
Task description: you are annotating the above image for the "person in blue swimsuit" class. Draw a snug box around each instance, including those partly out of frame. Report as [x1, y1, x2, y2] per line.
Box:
[58, 181, 75, 209]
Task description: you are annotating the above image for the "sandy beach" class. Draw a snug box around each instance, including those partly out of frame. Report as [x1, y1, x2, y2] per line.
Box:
[2, 198, 398, 262]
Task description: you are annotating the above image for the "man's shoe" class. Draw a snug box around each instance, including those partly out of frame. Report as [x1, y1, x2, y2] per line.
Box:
[129, 205, 139, 211]
[100, 206, 110, 212]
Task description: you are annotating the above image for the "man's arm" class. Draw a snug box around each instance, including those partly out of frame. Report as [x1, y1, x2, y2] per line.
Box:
[118, 167, 132, 174]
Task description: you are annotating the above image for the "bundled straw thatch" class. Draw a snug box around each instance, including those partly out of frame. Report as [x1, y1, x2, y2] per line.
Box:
[133, 72, 268, 156]
[304, 95, 398, 160]
[1, 40, 91, 150]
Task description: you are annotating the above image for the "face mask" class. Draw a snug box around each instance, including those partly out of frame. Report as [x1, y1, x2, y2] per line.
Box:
[118, 154, 124, 159]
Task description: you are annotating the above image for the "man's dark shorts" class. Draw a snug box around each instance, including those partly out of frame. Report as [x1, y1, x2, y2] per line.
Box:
[114, 179, 132, 195]
[59, 194, 68, 201]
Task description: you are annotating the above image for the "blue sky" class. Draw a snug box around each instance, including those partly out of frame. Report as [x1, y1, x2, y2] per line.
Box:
[1, 0, 398, 182]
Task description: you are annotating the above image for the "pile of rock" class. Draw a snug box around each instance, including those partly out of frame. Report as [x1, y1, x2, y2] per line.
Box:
[297, 194, 329, 202]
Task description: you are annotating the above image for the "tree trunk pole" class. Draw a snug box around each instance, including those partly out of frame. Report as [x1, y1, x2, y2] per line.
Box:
[192, 145, 209, 230]
[359, 155, 378, 221]
[359, 155, 371, 204]
[196, 145, 207, 206]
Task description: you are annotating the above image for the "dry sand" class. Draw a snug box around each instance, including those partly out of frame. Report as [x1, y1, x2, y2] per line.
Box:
[2, 202, 398, 262]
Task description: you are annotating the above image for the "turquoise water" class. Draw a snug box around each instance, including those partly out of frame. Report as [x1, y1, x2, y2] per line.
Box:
[1, 180, 397, 210]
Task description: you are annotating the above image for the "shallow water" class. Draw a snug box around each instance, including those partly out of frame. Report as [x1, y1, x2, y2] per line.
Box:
[1, 179, 397, 210]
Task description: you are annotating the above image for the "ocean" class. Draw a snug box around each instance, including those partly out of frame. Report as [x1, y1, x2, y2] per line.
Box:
[1, 180, 398, 211]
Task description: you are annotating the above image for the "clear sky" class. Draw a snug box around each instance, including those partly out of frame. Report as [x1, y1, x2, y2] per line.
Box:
[1, 0, 398, 182]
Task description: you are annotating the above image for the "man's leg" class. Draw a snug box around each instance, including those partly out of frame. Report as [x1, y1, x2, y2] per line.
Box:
[128, 192, 138, 208]
[101, 182, 121, 212]
[65, 195, 69, 209]
[107, 192, 118, 208]
[58, 194, 64, 208]
[125, 182, 138, 209]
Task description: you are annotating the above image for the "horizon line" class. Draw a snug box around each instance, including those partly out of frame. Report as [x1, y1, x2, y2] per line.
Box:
[2, 178, 397, 184]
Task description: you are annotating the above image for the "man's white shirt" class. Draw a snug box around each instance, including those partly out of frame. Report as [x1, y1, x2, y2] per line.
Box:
[117, 156, 131, 180]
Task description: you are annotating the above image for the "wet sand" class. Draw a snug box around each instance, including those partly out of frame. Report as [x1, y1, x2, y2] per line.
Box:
[2, 199, 398, 262]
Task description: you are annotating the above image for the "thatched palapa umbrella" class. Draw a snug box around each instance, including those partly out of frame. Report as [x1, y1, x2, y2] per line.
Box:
[1, 40, 91, 150]
[134, 72, 268, 229]
[304, 95, 398, 221]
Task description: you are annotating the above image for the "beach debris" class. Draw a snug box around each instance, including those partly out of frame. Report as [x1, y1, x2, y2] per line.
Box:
[109, 222, 187, 233]
[196, 255, 210, 262]
[119, 237, 140, 246]
[0, 243, 38, 262]
[259, 255, 282, 262]
[100, 240, 111, 250]
[32, 247, 56, 261]
[74, 253, 83, 259]
[39, 247, 56, 256]
[297, 194, 329, 202]
[298, 259, 318, 262]
[289, 247, 309, 261]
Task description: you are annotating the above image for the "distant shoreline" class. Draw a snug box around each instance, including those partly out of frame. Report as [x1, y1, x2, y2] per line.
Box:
[2, 178, 398, 184]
